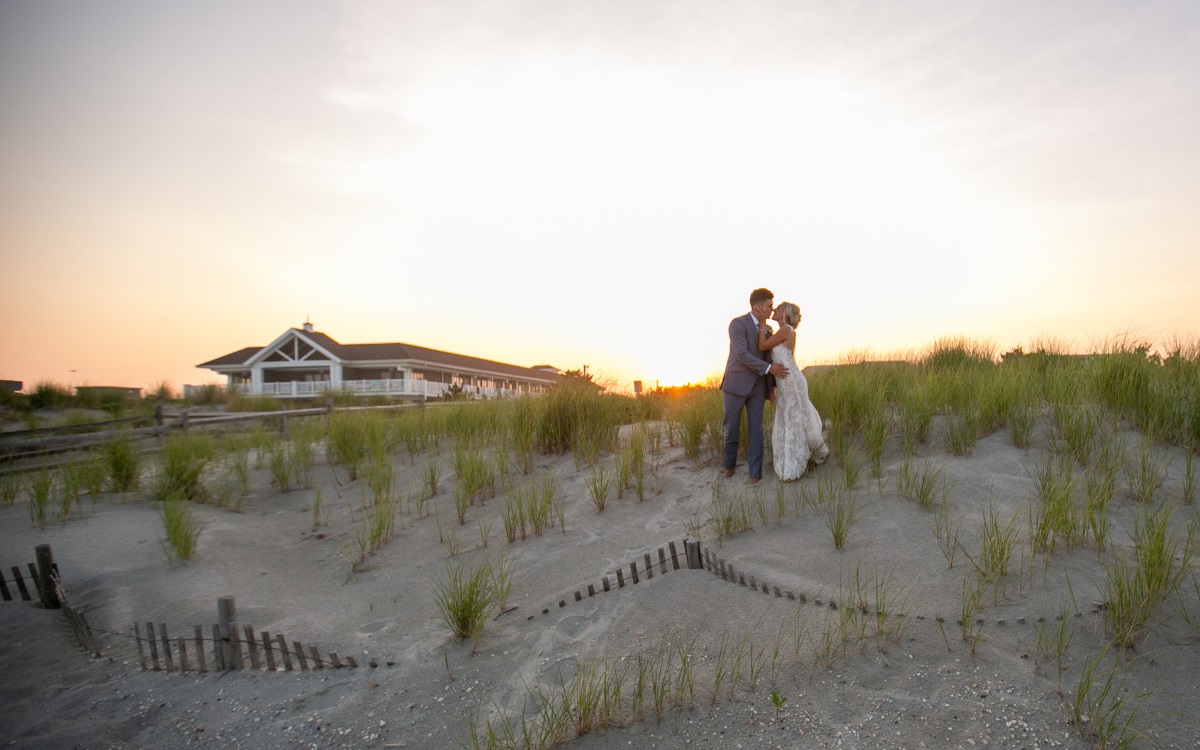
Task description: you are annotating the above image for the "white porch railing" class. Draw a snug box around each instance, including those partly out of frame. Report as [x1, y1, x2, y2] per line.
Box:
[233, 380, 531, 399]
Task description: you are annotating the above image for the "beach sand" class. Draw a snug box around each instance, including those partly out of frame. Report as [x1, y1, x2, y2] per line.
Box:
[2, 415, 1198, 749]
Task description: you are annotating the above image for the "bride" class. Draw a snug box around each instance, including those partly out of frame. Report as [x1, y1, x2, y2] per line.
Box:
[757, 302, 830, 481]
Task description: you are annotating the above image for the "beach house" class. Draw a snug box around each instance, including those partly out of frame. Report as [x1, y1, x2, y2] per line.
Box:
[198, 323, 560, 400]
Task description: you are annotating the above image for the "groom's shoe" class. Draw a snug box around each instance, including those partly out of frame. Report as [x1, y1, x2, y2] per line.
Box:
[746, 477, 761, 485]
[721, 468, 735, 479]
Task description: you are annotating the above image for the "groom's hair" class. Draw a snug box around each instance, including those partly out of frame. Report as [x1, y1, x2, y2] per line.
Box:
[749, 288, 774, 306]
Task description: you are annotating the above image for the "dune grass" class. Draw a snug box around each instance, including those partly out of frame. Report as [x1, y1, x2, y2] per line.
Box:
[898, 458, 952, 510]
[431, 554, 516, 652]
[160, 496, 204, 564]
[153, 433, 218, 502]
[1102, 507, 1195, 648]
[0, 472, 23, 507]
[101, 435, 142, 492]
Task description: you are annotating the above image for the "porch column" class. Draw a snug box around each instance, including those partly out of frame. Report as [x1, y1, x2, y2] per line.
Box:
[330, 364, 343, 389]
[250, 367, 264, 395]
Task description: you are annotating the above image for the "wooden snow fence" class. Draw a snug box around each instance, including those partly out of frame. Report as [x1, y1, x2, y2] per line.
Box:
[1, 544, 101, 656]
[543, 539, 704, 613]
[132, 596, 358, 675]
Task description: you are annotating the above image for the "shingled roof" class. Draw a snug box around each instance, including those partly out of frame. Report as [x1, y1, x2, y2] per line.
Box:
[198, 329, 559, 382]
[198, 347, 263, 368]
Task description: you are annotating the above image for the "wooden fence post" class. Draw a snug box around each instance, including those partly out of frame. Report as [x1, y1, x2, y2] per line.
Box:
[685, 540, 702, 569]
[35, 545, 60, 609]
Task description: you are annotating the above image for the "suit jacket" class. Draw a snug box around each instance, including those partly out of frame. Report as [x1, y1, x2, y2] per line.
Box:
[720, 312, 772, 397]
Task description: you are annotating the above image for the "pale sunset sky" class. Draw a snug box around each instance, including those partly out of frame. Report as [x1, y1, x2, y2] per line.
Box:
[2, 1, 1197, 393]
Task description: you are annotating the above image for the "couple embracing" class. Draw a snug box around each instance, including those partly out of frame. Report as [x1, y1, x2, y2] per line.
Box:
[720, 288, 830, 484]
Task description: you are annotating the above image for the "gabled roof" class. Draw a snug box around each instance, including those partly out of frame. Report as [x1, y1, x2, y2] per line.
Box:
[198, 347, 263, 368]
[198, 329, 560, 382]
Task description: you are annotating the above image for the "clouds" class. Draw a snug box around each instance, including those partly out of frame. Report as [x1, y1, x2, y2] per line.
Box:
[0, 0, 1197, 390]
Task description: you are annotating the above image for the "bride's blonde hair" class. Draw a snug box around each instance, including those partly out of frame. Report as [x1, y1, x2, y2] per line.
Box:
[779, 302, 801, 327]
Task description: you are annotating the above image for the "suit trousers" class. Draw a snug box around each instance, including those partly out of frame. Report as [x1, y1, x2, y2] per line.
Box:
[722, 377, 767, 478]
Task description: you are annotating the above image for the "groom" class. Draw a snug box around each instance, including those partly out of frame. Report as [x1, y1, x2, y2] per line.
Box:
[720, 288, 790, 484]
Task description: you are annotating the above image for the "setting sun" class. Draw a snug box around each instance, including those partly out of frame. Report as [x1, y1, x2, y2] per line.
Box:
[1, 1, 1196, 393]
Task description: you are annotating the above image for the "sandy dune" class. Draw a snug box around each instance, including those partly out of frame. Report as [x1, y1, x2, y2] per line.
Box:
[2, 414, 1198, 749]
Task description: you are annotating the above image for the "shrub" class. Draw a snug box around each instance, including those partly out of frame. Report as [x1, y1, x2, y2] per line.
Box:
[29, 380, 73, 410]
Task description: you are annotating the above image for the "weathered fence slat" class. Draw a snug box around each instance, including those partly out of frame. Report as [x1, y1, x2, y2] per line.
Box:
[11, 566, 31, 601]
[616, 569, 625, 588]
[69, 609, 96, 652]
[0, 569, 11, 601]
[345, 655, 358, 668]
[309, 645, 323, 670]
[146, 621, 161, 670]
[158, 624, 175, 672]
[643, 553, 654, 579]
[329, 652, 343, 668]
[27, 563, 46, 605]
[177, 637, 190, 673]
[658, 548, 667, 573]
[276, 634, 293, 671]
[134, 623, 148, 670]
[159, 623, 174, 672]
[293, 641, 309, 671]
[59, 601, 83, 647]
[244, 625, 262, 669]
[212, 624, 224, 670]
[194, 626, 207, 674]
[668, 541, 680, 570]
[262, 631, 277, 671]
[78, 611, 100, 657]
[629, 562, 639, 584]
[218, 597, 237, 669]
[229, 624, 244, 669]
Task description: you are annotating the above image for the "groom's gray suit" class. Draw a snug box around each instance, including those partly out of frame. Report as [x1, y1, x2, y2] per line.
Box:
[720, 312, 773, 479]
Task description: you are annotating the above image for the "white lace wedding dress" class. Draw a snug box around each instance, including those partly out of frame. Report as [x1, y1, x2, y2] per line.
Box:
[771, 331, 830, 481]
